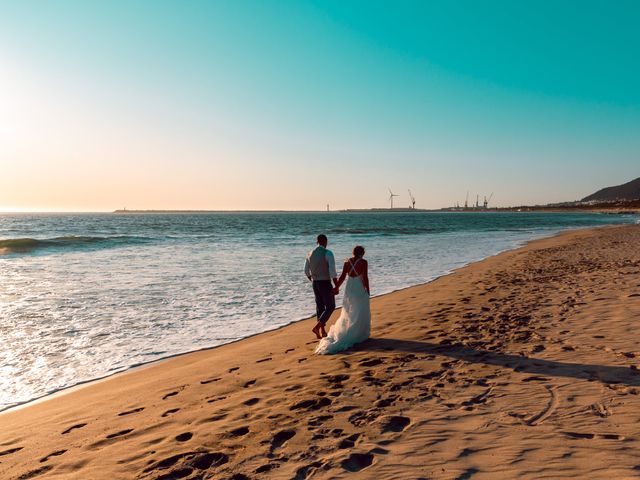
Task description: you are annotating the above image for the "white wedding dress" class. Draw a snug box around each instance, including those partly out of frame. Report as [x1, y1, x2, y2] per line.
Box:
[315, 259, 371, 355]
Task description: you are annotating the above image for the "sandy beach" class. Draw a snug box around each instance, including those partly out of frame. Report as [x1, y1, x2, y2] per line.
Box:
[2, 224, 640, 479]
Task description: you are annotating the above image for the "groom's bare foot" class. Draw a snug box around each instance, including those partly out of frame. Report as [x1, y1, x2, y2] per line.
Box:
[312, 326, 322, 339]
[320, 326, 328, 338]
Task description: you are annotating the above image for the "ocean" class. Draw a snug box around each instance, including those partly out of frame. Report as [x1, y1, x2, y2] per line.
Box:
[0, 211, 637, 411]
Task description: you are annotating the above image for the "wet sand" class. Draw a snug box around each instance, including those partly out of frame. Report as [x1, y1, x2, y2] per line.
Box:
[2, 224, 640, 479]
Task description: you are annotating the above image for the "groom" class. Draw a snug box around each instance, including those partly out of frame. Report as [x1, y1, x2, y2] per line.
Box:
[304, 234, 339, 339]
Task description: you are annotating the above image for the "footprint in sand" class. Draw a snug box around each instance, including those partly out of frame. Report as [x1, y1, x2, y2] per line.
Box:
[175, 432, 193, 442]
[197, 413, 228, 424]
[228, 426, 250, 437]
[207, 395, 227, 404]
[370, 447, 389, 455]
[142, 451, 229, 477]
[285, 348, 295, 353]
[162, 391, 179, 400]
[458, 467, 481, 479]
[15, 465, 53, 479]
[325, 374, 349, 387]
[106, 429, 134, 439]
[161, 408, 180, 417]
[275, 369, 289, 375]
[335, 405, 358, 413]
[378, 415, 411, 433]
[271, 429, 296, 449]
[88, 429, 135, 449]
[374, 396, 398, 408]
[522, 376, 550, 382]
[118, 407, 144, 416]
[308, 415, 332, 427]
[290, 397, 331, 411]
[229, 367, 240, 373]
[359, 358, 383, 367]
[243, 397, 260, 406]
[255, 463, 278, 473]
[338, 433, 360, 449]
[200, 377, 221, 384]
[349, 409, 379, 427]
[40, 450, 67, 463]
[62, 423, 87, 435]
[0, 446, 23, 456]
[256, 357, 272, 363]
[293, 461, 323, 480]
[341, 452, 374, 472]
[243, 379, 257, 388]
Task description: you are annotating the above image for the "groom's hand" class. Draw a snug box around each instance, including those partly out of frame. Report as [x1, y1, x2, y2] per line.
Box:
[332, 287, 339, 295]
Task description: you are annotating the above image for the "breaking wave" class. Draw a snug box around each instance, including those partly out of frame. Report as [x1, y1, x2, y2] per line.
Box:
[0, 236, 149, 255]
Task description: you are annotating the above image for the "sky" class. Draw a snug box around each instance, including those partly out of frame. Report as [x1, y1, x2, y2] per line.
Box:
[0, 0, 638, 211]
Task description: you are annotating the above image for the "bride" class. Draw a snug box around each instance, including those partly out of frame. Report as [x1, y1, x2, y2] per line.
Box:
[315, 246, 371, 355]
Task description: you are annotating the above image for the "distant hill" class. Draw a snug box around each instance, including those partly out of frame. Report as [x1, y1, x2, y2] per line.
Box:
[581, 177, 640, 202]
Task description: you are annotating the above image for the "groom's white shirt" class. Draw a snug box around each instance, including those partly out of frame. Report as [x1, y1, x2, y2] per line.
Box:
[304, 246, 337, 281]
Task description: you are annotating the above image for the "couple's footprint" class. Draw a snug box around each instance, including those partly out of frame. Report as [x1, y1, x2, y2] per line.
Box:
[118, 407, 144, 416]
[0, 446, 22, 456]
[201, 377, 221, 385]
[40, 450, 67, 463]
[62, 423, 87, 435]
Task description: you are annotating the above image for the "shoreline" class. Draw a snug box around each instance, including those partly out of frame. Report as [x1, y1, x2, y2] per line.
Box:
[2, 224, 640, 479]
[0, 225, 591, 415]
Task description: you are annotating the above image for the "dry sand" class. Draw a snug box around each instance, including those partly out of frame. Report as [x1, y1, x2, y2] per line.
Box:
[2, 225, 640, 479]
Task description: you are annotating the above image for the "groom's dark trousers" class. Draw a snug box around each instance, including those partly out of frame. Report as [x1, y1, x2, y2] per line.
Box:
[313, 280, 335, 325]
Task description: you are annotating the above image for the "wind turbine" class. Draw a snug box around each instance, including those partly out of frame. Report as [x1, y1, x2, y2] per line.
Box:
[408, 189, 416, 209]
[388, 188, 399, 209]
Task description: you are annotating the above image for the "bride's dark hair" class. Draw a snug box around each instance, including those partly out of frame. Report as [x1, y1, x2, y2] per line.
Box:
[353, 245, 365, 258]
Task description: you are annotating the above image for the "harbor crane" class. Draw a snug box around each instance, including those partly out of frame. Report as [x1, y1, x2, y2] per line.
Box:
[388, 188, 400, 209]
[483, 192, 494, 209]
[408, 189, 416, 209]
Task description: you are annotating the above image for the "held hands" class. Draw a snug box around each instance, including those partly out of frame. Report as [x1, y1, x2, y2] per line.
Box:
[332, 287, 339, 295]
